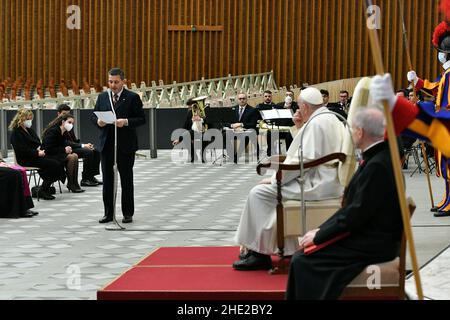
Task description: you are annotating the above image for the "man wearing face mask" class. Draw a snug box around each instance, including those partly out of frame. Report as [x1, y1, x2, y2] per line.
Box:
[276, 90, 299, 112]
[275, 90, 299, 150]
[407, 21, 450, 216]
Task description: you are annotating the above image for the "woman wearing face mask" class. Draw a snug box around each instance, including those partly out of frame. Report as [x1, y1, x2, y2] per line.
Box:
[42, 113, 85, 193]
[9, 108, 65, 200]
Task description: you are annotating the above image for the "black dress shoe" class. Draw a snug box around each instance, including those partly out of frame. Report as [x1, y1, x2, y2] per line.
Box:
[27, 210, 39, 216]
[92, 177, 103, 185]
[37, 189, 56, 200]
[81, 179, 99, 187]
[232, 252, 272, 271]
[99, 216, 113, 224]
[238, 251, 252, 260]
[431, 206, 440, 212]
[434, 211, 450, 217]
[19, 211, 34, 218]
[48, 186, 56, 195]
[122, 216, 133, 224]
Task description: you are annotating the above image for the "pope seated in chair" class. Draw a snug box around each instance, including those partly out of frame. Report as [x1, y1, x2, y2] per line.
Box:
[233, 88, 347, 271]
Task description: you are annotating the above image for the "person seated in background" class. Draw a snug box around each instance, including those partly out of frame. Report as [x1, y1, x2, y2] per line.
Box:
[233, 88, 346, 271]
[286, 107, 404, 300]
[9, 109, 65, 200]
[276, 90, 299, 112]
[225, 93, 258, 131]
[0, 154, 38, 218]
[256, 90, 281, 157]
[321, 89, 347, 121]
[172, 98, 212, 163]
[275, 90, 299, 150]
[335, 90, 351, 115]
[223, 93, 258, 163]
[41, 113, 85, 193]
[56, 104, 102, 187]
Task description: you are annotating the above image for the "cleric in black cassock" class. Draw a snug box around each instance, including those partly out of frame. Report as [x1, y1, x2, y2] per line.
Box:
[286, 107, 404, 300]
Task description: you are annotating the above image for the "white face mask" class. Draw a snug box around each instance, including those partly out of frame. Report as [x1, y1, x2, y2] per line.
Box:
[439, 52, 448, 65]
[285, 96, 293, 104]
[64, 122, 74, 132]
[24, 120, 32, 128]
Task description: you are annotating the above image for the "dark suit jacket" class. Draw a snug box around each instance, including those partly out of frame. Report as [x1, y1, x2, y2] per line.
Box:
[10, 127, 42, 164]
[91, 89, 146, 153]
[326, 103, 348, 121]
[41, 126, 72, 159]
[64, 130, 82, 148]
[224, 105, 258, 130]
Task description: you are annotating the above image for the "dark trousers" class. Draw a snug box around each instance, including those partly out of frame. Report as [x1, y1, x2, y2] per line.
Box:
[101, 144, 135, 218]
[225, 132, 258, 163]
[267, 131, 292, 156]
[73, 147, 101, 180]
[19, 157, 65, 184]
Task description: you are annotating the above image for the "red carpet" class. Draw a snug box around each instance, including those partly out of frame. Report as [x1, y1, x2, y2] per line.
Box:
[97, 246, 288, 300]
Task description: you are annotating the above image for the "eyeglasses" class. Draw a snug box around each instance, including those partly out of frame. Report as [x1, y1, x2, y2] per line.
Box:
[238, 98, 247, 100]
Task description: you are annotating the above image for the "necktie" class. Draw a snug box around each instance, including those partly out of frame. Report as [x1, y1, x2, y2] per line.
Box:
[239, 107, 244, 120]
[113, 94, 119, 107]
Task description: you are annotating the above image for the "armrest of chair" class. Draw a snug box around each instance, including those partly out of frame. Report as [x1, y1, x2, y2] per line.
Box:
[257, 152, 346, 176]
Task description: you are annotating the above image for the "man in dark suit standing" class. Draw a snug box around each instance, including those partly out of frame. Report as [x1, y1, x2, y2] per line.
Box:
[91, 68, 146, 224]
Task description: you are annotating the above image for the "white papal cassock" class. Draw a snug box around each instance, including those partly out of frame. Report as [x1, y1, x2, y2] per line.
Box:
[235, 107, 346, 256]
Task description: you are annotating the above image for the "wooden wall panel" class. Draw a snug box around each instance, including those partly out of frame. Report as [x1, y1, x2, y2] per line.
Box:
[0, 0, 444, 91]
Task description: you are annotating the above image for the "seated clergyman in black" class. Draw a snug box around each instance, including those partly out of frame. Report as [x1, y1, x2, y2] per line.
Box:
[286, 107, 404, 300]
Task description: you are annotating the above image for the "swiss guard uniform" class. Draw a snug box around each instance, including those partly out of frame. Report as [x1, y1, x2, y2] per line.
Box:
[409, 21, 450, 217]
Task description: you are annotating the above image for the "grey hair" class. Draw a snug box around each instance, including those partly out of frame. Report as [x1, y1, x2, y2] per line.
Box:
[108, 68, 125, 80]
[353, 107, 386, 138]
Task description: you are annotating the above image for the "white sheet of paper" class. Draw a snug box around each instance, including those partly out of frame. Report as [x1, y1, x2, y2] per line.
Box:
[260, 109, 293, 120]
[260, 109, 279, 120]
[276, 109, 294, 119]
[94, 111, 116, 124]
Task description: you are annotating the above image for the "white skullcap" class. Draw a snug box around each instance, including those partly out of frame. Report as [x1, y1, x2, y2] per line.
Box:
[300, 87, 324, 105]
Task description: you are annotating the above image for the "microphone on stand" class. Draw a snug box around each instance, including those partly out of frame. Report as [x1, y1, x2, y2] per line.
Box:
[106, 89, 125, 231]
